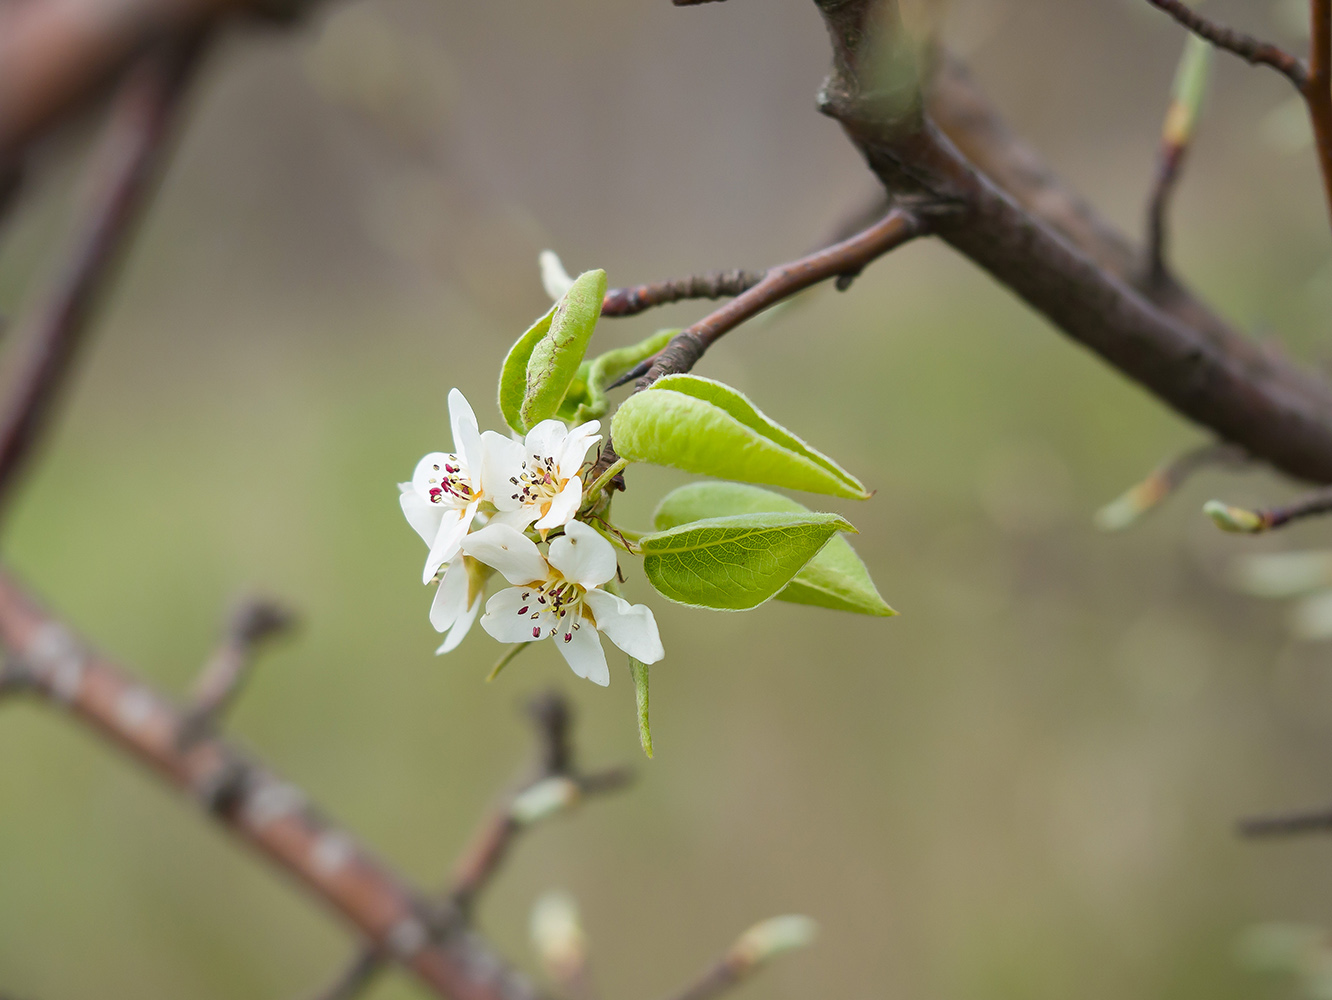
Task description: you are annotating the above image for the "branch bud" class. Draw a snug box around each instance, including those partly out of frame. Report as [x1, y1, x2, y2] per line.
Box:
[1204, 500, 1267, 533]
[530, 891, 588, 980]
[726, 914, 818, 973]
[510, 775, 581, 826]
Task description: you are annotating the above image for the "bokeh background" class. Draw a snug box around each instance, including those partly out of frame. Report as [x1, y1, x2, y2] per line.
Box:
[2, 0, 1332, 996]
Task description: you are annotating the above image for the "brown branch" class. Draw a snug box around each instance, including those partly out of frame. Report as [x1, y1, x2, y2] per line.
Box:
[601, 270, 766, 318]
[0, 565, 542, 1000]
[0, 38, 205, 517]
[176, 597, 296, 749]
[1308, 0, 1332, 230]
[638, 207, 926, 387]
[1146, 139, 1187, 287]
[806, 0, 1332, 485]
[1141, 0, 1308, 88]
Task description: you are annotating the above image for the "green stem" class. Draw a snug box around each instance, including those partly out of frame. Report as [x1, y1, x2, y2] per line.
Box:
[487, 643, 528, 682]
[580, 458, 629, 512]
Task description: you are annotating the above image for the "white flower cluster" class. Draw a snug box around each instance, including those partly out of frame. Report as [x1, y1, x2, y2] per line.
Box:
[399, 389, 664, 686]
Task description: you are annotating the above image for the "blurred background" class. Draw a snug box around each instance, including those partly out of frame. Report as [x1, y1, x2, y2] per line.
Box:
[2, 0, 1332, 996]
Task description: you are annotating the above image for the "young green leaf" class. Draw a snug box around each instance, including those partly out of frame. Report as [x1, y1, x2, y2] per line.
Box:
[498, 305, 556, 433]
[610, 374, 870, 499]
[574, 328, 676, 422]
[653, 482, 895, 616]
[638, 511, 854, 611]
[520, 269, 607, 429]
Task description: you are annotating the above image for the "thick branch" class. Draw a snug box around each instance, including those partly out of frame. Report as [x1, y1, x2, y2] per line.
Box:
[815, 0, 1332, 484]
[0, 40, 203, 516]
[1141, 0, 1308, 88]
[0, 566, 540, 1000]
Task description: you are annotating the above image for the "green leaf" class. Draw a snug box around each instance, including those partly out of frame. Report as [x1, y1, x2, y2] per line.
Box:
[520, 269, 607, 429]
[637, 511, 854, 611]
[498, 305, 555, 433]
[630, 658, 653, 758]
[611, 374, 869, 499]
[653, 482, 895, 616]
[574, 329, 676, 422]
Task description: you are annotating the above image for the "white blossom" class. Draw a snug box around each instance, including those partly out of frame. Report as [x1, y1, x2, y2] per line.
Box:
[461, 520, 663, 686]
[483, 419, 601, 535]
[399, 389, 488, 584]
[427, 554, 484, 654]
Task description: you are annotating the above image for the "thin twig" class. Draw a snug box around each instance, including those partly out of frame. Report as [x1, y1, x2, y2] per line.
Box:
[176, 597, 296, 748]
[1239, 805, 1332, 837]
[305, 949, 385, 1000]
[0, 37, 206, 517]
[639, 207, 926, 387]
[1095, 441, 1246, 531]
[1205, 485, 1332, 533]
[1142, 0, 1308, 87]
[602, 271, 766, 318]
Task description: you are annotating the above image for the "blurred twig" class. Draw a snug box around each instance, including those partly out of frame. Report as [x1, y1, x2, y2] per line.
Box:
[1240, 805, 1332, 837]
[1205, 485, 1332, 533]
[1095, 441, 1245, 531]
[176, 597, 296, 749]
[1142, 0, 1332, 234]
[1141, 0, 1308, 86]
[0, 37, 207, 518]
[313, 692, 634, 1000]
[1146, 35, 1212, 286]
[660, 916, 817, 1000]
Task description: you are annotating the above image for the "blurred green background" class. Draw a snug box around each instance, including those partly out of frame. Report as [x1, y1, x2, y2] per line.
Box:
[2, 0, 1332, 997]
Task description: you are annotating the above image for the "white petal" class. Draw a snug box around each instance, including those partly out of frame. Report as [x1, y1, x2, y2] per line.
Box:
[481, 587, 558, 643]
[583, 589, 664, 664]
[547, 520, 617, 589]
[449, 389, 484, 483]
[488, 506, 541, 532]
[534, 476, 583, 531]
[424, 503, 475, 583]
[556, 420, 601, 479]
[461, 523, 548, 585]
[400, 487, 445, 547]
[430, 558, 470, 632]
[525, 420, 566, 463]
[555, 621, 609, 686]
[481, 430, 525, 510]
[436, 584, 482, 654]
[539, 249, 575, 301]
